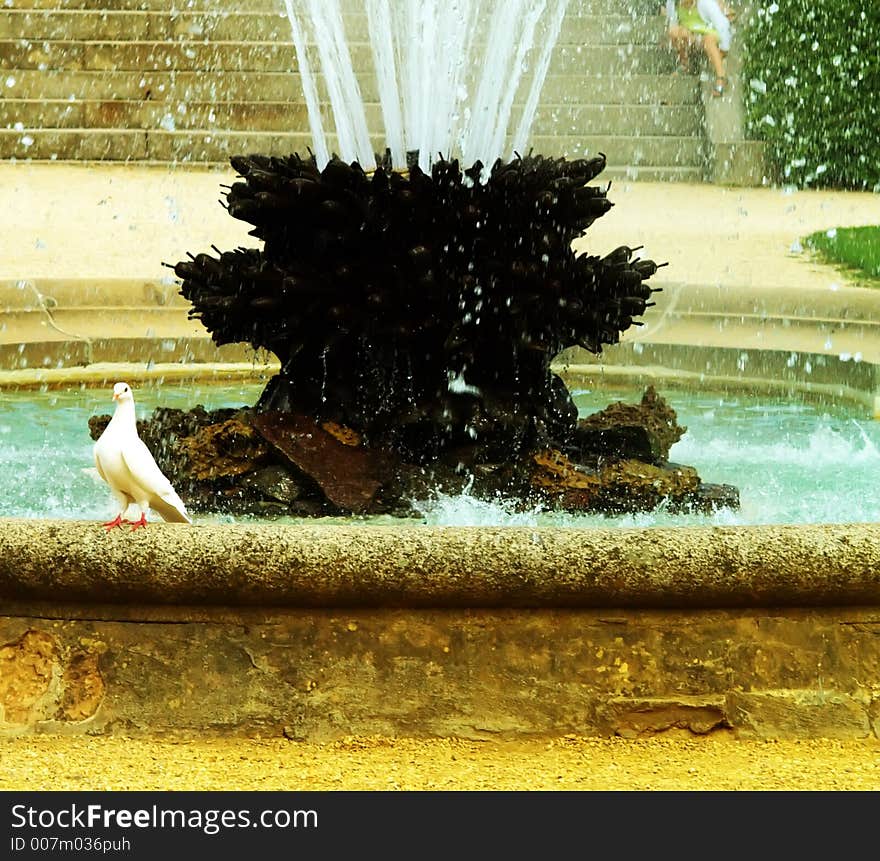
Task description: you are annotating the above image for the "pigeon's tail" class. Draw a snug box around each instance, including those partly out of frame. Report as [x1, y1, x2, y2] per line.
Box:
[152, 492, 193, 524]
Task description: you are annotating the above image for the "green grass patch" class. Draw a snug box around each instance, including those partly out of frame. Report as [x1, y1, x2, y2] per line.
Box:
[804, 225, 880, 286]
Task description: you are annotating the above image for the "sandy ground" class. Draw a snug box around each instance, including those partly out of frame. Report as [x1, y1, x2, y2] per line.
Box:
[2, 163, 878, 293]
[2, 734, 880, 791]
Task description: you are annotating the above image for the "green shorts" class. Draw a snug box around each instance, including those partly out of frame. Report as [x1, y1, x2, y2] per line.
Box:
[678, 6, 718, 38]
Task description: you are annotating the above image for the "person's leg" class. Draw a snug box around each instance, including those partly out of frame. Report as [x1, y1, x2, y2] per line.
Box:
[667, 24, 694, 70]
[701, 31, 727, 91]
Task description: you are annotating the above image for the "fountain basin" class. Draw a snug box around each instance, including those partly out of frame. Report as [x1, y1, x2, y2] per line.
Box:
[3, 171, 879, 740]
[2, 519, 880, 741]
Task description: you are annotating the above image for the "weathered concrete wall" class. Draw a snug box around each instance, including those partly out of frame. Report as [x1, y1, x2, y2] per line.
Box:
[3, 519, 880, 740]
[2, 606, 880, 741]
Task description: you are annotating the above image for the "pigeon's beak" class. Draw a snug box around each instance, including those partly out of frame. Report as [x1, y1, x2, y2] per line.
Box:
[112, 393, 119, 401]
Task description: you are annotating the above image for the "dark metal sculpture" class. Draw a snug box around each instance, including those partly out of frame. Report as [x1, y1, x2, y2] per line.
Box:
[153, 151, 738, 517]
[171, 151, 660, 463]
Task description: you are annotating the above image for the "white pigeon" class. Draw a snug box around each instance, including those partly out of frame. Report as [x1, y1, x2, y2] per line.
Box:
[93, 381, 192, 530]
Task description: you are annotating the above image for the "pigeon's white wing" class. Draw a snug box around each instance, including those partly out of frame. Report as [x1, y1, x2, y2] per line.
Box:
[119, 438, 173, 493]
[93, 450, 108, 484]
[120, 439, 192, 523]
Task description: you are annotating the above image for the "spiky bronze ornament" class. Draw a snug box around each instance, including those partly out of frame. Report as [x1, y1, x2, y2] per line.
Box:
[171, 151, 661, 464]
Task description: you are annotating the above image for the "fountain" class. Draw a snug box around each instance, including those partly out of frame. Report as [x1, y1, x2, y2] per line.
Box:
[3, 0, 880, 748]
[78, 0, 740, 520]
[99, 147, 734, 520]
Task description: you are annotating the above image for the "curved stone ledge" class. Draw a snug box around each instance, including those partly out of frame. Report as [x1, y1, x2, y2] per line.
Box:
[2, 518, 879, 609]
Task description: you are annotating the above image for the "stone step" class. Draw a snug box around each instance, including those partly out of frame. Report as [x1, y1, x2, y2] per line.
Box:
[0, 278, 189, 309]
[4, 70, 699, 106]
[0, 334, 250, 370]
[3, 0, 662, 14]
[5, 99, 704, 138]
[0, 156, 706, 181]
[0, 38, 677, 75]
[0, 279, 250, 368]
[0, 1, 701, 175]
[0, 127, 706, 166]
[47, 305, 207, 337]
[0, 305, 202, 342]
[0, 10, 668, 45]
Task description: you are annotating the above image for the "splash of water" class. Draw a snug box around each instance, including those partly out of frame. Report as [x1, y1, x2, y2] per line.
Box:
[414, 484, 547, 527]
[283, 0, 571, 172]
[671, 417, 880, 469]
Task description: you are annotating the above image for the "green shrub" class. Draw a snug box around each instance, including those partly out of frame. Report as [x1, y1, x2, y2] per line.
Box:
[742, 2, 879, 190]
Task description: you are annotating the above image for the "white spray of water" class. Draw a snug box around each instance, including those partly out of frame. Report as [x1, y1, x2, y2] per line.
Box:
[415, 483, 546, 527]
[281, 0, 330, 166]
[400, 0, 428, 166]
[282, 0, 571, 172]
[429, 0, 478, 168]
[673, 420, 880, 469]
[511, 0, 570, 158]
[461, 0, 527, 167]
[484, 0, 546, 165]
[305, 0, 375, 168]
[366, 0, 404, 165]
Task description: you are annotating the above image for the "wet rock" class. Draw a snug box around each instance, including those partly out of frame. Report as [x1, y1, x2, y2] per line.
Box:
[531, 451, 705, 514]
[91, 385, 738, 519]
[252, 411, 400, 514]
[177, 418, 271, 481]
[240, 465, 306, 504]
[572, 385, 686, 464]
[88, 405, 240, 446]
[684, 481, 741, 514]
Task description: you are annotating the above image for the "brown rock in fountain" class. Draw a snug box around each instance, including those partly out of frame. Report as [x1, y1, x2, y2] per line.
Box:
[530, 450, 702, 514]
[177, 418, 271, 481]
[89, 386, 738, 519]
[571, 385, 686, 464]
[250, 411, 401, 515]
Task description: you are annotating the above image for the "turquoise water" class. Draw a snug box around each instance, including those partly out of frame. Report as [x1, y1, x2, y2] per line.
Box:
[1, 382, 879, 527]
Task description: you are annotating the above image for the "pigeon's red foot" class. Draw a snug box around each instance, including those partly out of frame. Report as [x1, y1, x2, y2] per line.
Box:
[129, 513, 148, 531]
[102, 514, 125, 531]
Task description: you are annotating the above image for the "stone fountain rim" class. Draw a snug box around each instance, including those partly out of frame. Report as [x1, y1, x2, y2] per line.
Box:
[2, 367, 876, 615]
[1, 518, 879, 612]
